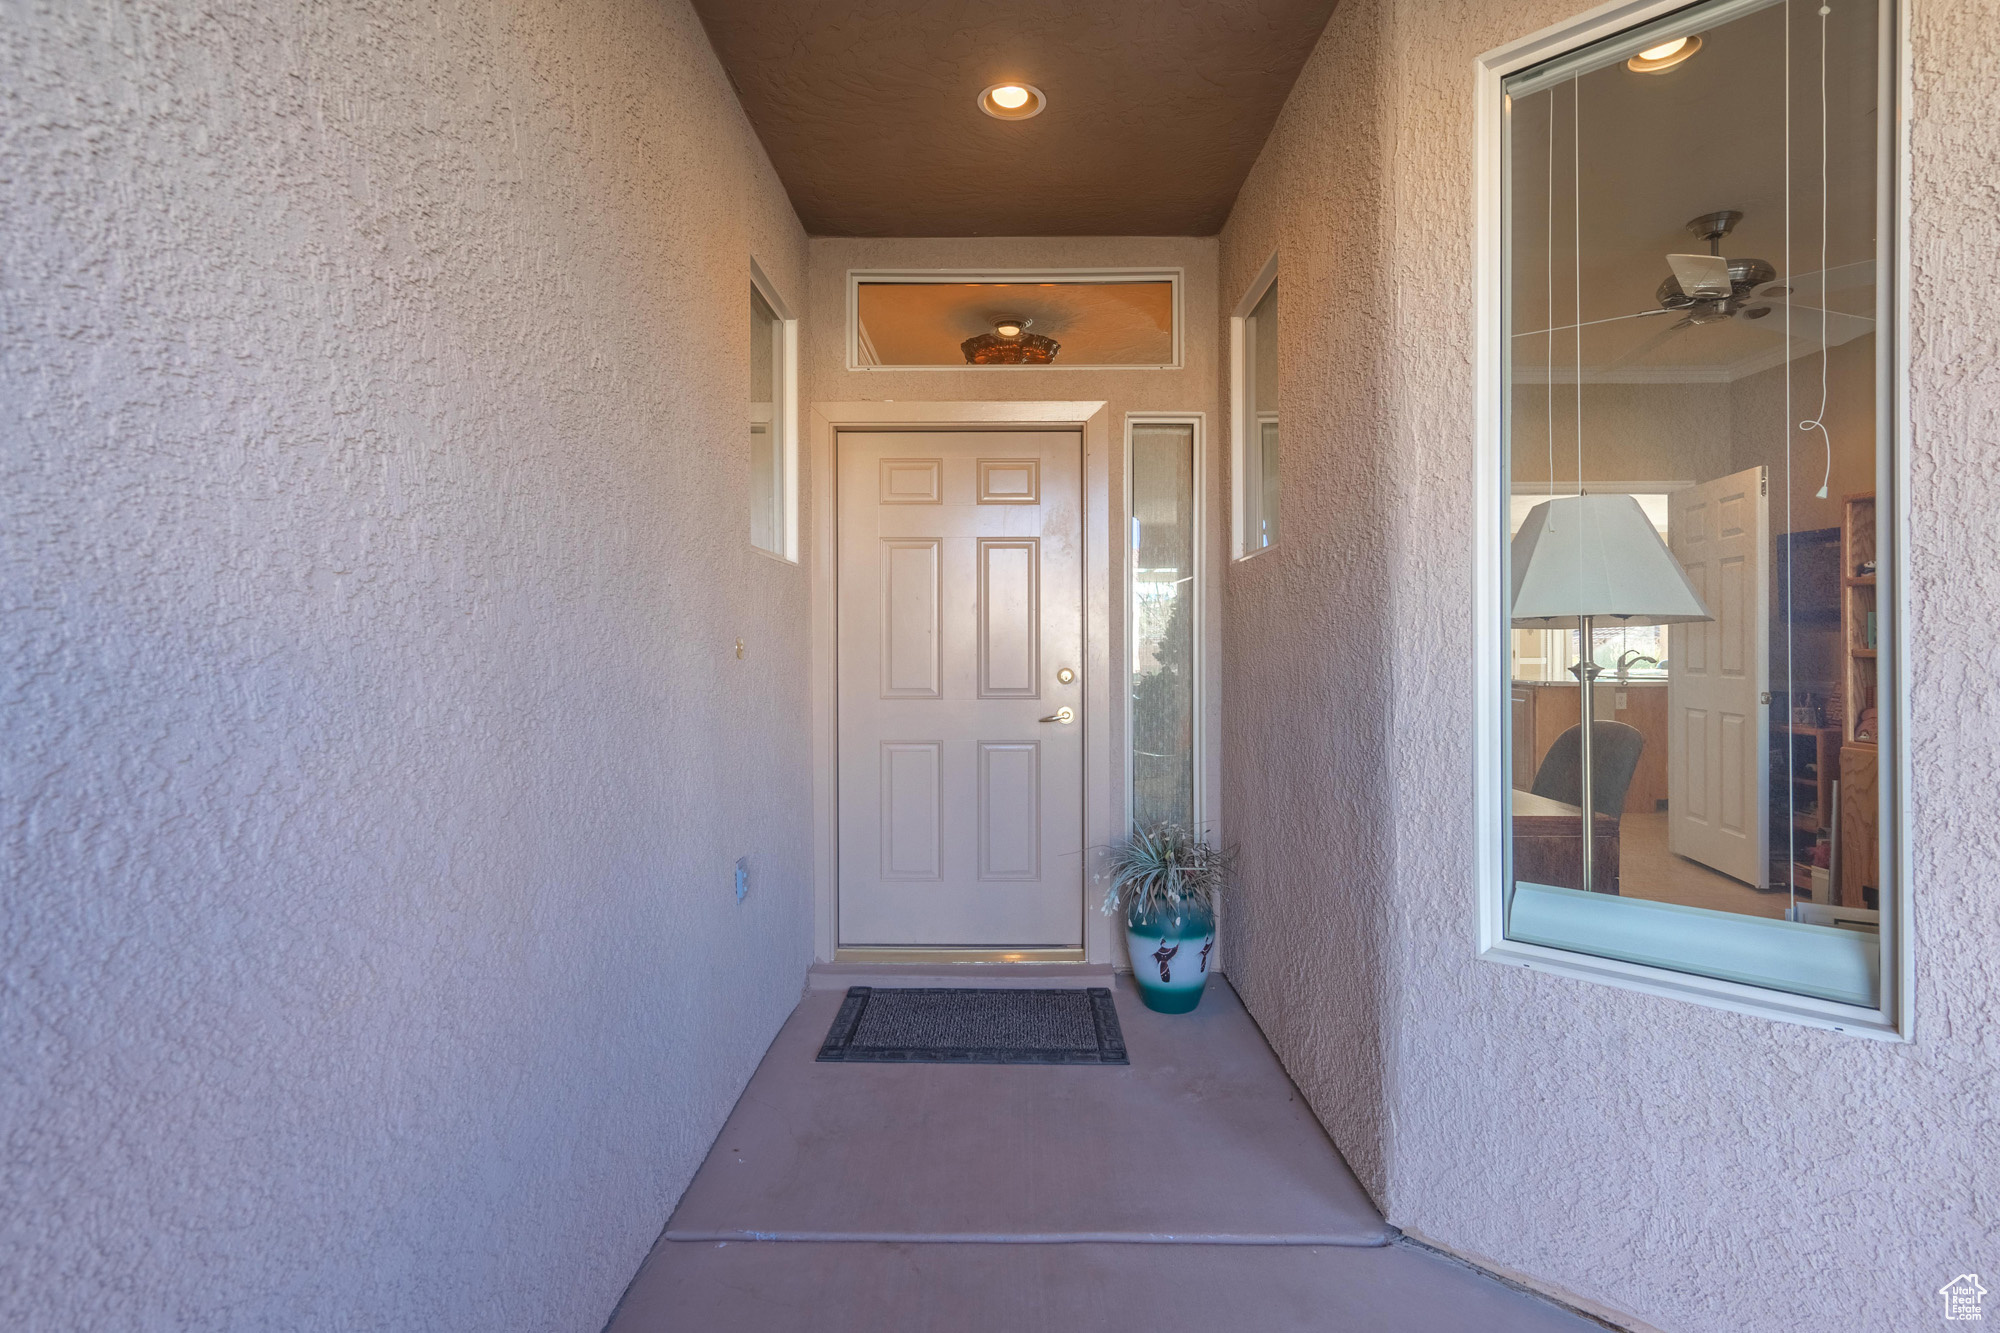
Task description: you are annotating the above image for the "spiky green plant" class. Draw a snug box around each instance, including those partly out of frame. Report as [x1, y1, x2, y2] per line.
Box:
[1099, 824, 1232, 921]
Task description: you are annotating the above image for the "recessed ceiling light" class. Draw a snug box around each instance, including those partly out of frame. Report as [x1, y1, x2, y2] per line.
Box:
[979, 82, 1046, 120]
[1627, 34, 1702, 73]
[993, 317, 1028, 339]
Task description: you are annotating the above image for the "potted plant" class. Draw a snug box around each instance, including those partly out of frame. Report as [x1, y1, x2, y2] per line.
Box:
[1100, 825, 1230, 1014]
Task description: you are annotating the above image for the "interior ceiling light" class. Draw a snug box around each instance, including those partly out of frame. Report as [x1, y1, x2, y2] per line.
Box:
[1626, 34, 1701, 73]
[962, 317, 1058, 364]
[978, 82, 1046, 120]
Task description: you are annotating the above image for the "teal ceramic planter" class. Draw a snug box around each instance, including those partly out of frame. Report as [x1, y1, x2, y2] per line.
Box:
[1124, 903, 1216, 1013]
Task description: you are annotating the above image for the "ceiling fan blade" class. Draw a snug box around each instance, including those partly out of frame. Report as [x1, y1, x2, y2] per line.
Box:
[1742, 299, 1875, 345]
[1771, 260, 1875, 303]
[1598, 317, 1694, 373]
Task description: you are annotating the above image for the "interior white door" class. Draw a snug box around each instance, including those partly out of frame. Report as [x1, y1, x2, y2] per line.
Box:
[1667, 465, 1771, 885]
[837, 430, 1084, 947]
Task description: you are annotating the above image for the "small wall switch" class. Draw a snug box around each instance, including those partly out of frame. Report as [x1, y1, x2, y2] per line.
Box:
[735, 638, 745, 659]
[734, 856, 749, 903]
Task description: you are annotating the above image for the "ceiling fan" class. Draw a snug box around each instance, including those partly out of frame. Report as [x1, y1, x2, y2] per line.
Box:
[1653, 210, 1776, 319]
[1603, 209, 1871, 371]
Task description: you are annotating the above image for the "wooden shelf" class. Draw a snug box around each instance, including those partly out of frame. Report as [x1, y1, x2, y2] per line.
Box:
[1838, 493, 1881, 910]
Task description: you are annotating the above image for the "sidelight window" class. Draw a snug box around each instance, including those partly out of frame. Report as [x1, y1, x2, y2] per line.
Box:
[1128, 416, 1203, 832]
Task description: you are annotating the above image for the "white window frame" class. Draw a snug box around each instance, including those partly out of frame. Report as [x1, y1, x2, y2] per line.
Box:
[1229, 252, 1280, 560]
[1123, 412, 1208, 835]
[750, 258, 800, 562]
[844, 268, 1184, 371]
[1472, 0, 1912, 1039]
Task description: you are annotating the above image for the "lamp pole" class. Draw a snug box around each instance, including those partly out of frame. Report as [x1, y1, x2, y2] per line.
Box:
[1575, 614, 1598, 893]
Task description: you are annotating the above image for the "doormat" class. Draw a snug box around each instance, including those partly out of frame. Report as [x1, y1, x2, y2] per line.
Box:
[816, 987, 1128, 1065]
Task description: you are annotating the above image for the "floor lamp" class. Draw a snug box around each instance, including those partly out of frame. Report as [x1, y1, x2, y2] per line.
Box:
[1511, 494, 1712, 893]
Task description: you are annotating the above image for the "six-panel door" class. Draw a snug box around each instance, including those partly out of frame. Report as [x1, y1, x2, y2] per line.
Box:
[836, 430, 1085, 947]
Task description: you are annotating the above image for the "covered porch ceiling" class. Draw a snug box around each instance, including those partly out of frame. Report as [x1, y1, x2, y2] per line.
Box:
[689, 0, 1341, 237]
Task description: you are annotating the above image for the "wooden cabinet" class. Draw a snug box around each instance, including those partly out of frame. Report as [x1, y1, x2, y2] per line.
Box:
[1513, 790, 1621, 894]
[1773, 724, 1840, 895]
[1510, 686, 1537, 791]
[1838, 494, 1880, 909]
[1838, 743, 1879, 909]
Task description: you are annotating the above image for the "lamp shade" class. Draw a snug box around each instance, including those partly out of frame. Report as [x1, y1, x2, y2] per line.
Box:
[1511, 493, 1712, 627]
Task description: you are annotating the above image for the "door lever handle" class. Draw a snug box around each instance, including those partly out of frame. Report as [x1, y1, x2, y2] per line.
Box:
[1039, 706, 1076, 725]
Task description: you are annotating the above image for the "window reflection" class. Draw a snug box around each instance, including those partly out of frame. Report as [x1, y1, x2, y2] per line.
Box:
[1500, 0, 1888, 1009]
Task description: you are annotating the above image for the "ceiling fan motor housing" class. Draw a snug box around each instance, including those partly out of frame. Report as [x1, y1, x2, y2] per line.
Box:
[1656, 255, 1777, 311]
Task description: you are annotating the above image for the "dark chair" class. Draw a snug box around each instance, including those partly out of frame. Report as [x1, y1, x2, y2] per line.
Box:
[1531, 721, 1646, 818]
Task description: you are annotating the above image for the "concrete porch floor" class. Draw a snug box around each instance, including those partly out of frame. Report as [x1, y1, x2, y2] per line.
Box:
[606, 976, 1605, 1331]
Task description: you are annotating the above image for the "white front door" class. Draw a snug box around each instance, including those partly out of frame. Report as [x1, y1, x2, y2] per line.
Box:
[1667, 465, 1770, 886]
[836, 430, 1084, 948]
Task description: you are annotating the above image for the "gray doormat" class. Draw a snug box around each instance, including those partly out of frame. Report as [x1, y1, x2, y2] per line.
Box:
[816, 987, 1128, 1065]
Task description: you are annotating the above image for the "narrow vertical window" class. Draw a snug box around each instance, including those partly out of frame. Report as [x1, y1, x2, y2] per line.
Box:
[1129, 418, 1200, 831]
[749, 262, 798, 560]
[1232, 260, 1279, 556]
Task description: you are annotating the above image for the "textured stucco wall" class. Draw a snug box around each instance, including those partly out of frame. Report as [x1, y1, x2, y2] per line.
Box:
[1219, 1, 2000, 1330]
[805, 236, 1225, 931]
[1, 1, 812, 1328]
[1215, 0, 1401, 1200]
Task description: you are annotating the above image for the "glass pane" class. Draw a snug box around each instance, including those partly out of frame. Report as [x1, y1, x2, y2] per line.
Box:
[1131, 422, 1197, 832]
[750, 285, 782, 553]
[856, 279, 1175, 366]
[1501, 0, 1887, 1008]
[1244, 278, 1279, 550]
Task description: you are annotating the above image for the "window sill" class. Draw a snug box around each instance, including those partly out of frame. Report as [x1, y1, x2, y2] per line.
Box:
[1478, 921, 1903, 1041]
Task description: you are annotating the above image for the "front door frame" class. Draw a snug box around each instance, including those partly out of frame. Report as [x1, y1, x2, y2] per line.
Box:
[809, 401, 1118, 965]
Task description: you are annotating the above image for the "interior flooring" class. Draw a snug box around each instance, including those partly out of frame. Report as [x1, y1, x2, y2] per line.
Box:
[1617, 810, 1790, 919]
[606, 974, 1606, 1331]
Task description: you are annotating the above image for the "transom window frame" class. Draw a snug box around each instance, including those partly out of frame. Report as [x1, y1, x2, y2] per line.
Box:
[751, 257, 800, 563]
[1229, 252, 1281, 560]
[844, 268, 1185, 372]
[1470, 0, 1913, 1039]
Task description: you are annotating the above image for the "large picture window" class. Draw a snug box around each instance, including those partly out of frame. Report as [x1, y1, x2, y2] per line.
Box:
[1478, 0, 1903, 1033]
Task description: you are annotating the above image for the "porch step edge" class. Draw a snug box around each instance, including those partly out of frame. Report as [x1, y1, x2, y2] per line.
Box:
[659, 1227, 1400, 1248]
[808, 961, 1116, 991]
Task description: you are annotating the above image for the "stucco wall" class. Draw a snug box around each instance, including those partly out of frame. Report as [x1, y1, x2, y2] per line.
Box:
[1219, 1, 1999, 1330]
[1214, 0, 1401, 1199]
[1, 1, 811, 1328]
